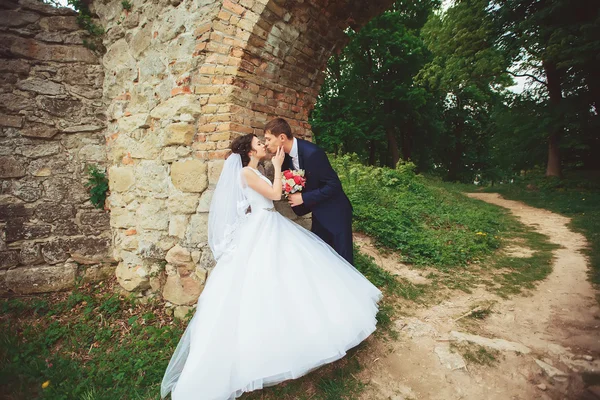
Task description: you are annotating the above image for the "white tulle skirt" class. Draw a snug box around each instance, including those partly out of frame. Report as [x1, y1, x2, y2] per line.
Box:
[161, 209, 382, 400]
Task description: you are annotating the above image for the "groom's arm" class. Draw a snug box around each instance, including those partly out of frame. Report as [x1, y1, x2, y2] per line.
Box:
[301, 149, 343, 208]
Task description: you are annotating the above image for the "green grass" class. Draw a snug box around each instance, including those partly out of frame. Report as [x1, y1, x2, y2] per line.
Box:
[0, 280, 184, 400]
[333, 155, 558, 297]
[491, 230, 559, 297]
[354, 250, 426, 302]
[332, 155, 516, 270]
[450, 343, 501, 366]
[483, 170, 600, 286]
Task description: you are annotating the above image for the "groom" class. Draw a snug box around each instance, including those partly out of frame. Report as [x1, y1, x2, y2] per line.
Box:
[264, 118, 354, 265]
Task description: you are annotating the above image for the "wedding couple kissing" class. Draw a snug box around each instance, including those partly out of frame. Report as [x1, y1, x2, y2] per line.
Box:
[161, 118, 382, 400]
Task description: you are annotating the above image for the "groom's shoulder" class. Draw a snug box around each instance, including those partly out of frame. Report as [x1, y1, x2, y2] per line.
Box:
[297, 138, 322, 155]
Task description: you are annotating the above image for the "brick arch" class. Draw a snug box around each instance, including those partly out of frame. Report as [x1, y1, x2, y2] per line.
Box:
[194, 0, 395, 159]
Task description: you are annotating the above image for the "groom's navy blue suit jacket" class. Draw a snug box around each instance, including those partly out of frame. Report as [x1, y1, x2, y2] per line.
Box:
[284, 139, 354, 264]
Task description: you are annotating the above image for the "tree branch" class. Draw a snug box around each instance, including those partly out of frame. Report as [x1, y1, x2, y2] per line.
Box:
[506, 70, 547, 87]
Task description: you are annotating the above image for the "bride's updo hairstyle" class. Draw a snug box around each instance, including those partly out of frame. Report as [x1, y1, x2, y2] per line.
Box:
[231, 133, 256, 167]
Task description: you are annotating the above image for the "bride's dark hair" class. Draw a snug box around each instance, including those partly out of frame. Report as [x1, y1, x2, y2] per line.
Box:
[231, 133, 256, 167]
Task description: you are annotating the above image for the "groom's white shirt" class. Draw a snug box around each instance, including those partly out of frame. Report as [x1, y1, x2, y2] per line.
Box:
[290, 137, 300, 170]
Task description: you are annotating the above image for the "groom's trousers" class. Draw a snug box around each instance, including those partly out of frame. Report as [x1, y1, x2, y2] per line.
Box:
[312, 213, 354, 266]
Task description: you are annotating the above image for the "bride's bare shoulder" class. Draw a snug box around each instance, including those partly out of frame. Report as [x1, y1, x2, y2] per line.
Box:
[242, 167, 258, 178]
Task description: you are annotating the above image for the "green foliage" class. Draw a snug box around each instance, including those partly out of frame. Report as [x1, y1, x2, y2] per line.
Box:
[121, 0, 133, 11]
[451, 343, 501, 366]
[333, 155, 511, 268]
[42, 0, 105, 37]
[85, 164, 109, 210]
[310, 0, 443, 169]
[0, 283, 184, 400]
[314, 0, 600, 182]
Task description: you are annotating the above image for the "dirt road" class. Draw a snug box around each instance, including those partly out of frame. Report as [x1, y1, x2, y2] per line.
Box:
[356, 193, 600, 400]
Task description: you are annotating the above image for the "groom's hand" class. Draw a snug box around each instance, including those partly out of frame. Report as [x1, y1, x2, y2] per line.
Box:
[288, 193, 304, 207]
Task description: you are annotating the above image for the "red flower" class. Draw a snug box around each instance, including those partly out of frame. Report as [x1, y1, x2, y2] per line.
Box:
[284, 183, 292, 192]
[283, 170, 293, 179]
[293, 175, 304, 185]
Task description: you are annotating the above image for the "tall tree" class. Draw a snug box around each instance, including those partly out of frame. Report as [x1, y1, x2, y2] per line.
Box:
[311, 0, 442, 169]
[493, 0, 600, 176]
[418, 0, 512, 180]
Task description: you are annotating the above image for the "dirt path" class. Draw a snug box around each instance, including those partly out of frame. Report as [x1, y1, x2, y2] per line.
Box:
[356, 193, 600, 400]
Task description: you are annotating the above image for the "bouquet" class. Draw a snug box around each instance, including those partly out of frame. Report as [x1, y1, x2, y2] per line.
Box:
[282, 169, 306, 198]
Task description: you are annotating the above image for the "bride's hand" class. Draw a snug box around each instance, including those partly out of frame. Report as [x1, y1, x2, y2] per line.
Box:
[272, 146, 285, 170]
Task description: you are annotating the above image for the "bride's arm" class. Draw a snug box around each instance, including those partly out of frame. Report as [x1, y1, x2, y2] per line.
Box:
[242, 168, 282, 201]
[241, 146, 285, 201]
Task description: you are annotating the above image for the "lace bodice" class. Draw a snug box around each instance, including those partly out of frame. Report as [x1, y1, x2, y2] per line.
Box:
[244, 167, 275, 212]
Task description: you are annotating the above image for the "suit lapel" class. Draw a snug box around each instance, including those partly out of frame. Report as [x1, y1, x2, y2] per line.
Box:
[297, 139, 305, 170]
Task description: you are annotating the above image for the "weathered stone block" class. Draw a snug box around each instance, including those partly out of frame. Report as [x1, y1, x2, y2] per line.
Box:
[69, 237, 113, 265]
[0, 203, 33, 221]
[36, 96, 81, 117]
[0, 10, 40, 27]
[61, 124, 103, 133]
[0, 114, 23, 128]
[162, 273, 203, 305]
[20, 242, 43, 265]
[199, 247, 216, 270]
[17, 78, 65, 95]
[115, 262, 150, 292]
[110, 207, 136, 228]
[150, 95, 203, 119]
[41, 238, 70, 265]
[134, 161, 169, 195]
[80, 264, 116, 283]
[9, 37, 97, 63]
[19, 143, 61, 158]
[171, 159, 208, 193]
[78, 210, 111, 235]
[185, 213, 209, 244]
[5, 220, 52, 242]
[5, 264, 77, 294]
[137, 199, 169, 230]
[165, 244, 192, 266]
[196, 189, 213, 212]
[39, 16, 80, 32]
[21, 124, 59, 139]
[167, 191, 199, 214]
[208, 159, 224, 187]
[35, 203, 75, 223]
[165, 123, 195, 145]
[0, 156, 26, 178]
[109, 165, 135, 192]
[0, 250, 20, 269]
[11, 179, 43, 202]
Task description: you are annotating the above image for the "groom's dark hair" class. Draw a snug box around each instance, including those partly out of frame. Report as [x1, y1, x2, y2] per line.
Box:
[264, 118, 293, 139]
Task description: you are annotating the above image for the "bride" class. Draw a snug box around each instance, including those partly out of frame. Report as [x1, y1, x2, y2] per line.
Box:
[161, 133, 382, 400]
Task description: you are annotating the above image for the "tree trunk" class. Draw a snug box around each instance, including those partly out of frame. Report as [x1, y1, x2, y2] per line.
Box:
[386, 126, 400, 168]
[447, 120, 463, 181]
[384, 100, 400, 168]
[543, 60, 562, 177]
[368, 140, 376, 166]
[400, 127, 412, 161]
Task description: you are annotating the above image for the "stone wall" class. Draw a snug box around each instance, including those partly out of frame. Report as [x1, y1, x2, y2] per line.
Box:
[93, 0, 394, 309]
[0, 0, 114, 294]
[0, 0, 393, 303]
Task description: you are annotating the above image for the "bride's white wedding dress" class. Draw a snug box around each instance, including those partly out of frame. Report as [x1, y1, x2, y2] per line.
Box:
[161, 166, 382, 400]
